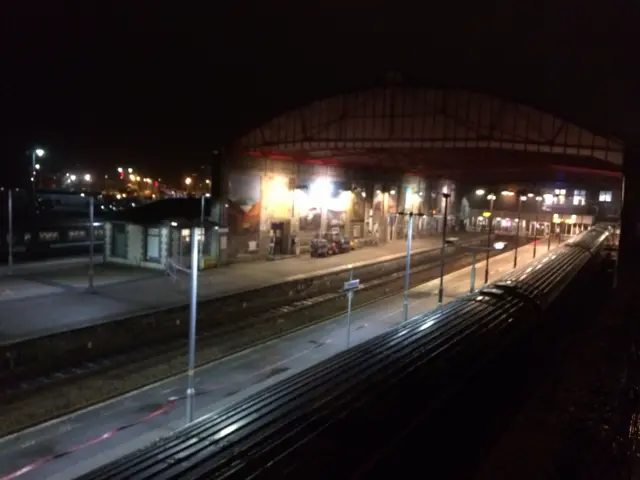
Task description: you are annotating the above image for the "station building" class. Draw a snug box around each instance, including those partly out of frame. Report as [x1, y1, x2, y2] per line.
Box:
[102, 84, 623, 270]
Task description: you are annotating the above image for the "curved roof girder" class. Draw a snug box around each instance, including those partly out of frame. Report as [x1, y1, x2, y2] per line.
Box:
[239, 87, 624, 167]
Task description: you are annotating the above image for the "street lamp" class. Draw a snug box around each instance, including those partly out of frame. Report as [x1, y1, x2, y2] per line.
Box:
[31, 148, 45, 189]
[484, 193, 496, 284]
[399, 211, 425, 322]
[533, 196, 542, 258]
[437, 193, 451, 305]
[513, 193, 527, 269]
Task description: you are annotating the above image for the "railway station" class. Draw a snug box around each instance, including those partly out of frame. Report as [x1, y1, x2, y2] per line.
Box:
[203, 82, 623, 264]
[6, 5, 640, 478]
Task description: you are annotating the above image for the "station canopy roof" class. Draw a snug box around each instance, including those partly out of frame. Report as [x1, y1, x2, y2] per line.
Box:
[237, 87, 624, 181]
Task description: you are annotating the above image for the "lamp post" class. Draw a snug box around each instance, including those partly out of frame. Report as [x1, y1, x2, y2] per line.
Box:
[31, 148, 45, 191]
[186, 224, 200, 424]
[437, 193, 451, 305]
[7, 189, 13, 275]
[513, 193, 527, 269]
[393, 210, 426, 322]
[533, 196, 542, 258]
[88, 196, 95, 292]
[484, 194, 496, 284]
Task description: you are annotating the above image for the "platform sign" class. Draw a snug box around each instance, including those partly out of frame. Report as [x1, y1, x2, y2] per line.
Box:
[343, 279, 360, 292]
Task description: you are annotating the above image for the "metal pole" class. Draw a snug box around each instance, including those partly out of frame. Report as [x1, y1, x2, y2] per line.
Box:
[438, 196, 449, 305]
[88, 196, 95, 291]
[186, 226, 199, 424]
[533, 199, 539, 258]
[403, 213, 414, 322]
[7, 189, 13, 275]
[484, 197, 494, 284]
[199, 195, 205, 270]
[470, 249, 477, 294]
[513, 198, 522, 269]
[346, 266, 354, 348]
[31, 152, 36, 194]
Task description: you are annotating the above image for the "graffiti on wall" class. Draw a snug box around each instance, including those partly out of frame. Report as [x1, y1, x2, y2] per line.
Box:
[299, 209, 321, 232]
[228, 173, 261, 234]
[352, 193, 365, 221]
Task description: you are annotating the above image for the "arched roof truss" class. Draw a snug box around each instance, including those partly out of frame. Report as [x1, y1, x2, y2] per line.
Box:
[239, 88, 623, 167]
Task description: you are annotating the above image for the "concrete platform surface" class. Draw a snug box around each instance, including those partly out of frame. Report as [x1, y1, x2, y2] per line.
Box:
[0, 233, 480, 345]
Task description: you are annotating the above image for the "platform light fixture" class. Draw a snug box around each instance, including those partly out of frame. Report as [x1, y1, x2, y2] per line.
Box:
[475, 189, 485, 196]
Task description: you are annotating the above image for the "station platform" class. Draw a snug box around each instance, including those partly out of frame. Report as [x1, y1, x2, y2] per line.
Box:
[0, 240, 554, 480]
[0, 233, 480, 345]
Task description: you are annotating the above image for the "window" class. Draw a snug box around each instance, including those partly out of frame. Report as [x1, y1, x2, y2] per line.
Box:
[145, 227, 161, 262]
[599, 191, 612, 202]
[554, 189, 566, 205]
[111, 222, 127, 258]
[573, 189, 586, 206]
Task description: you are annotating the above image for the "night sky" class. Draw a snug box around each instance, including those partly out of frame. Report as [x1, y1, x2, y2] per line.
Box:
[4, 1, 639, 179]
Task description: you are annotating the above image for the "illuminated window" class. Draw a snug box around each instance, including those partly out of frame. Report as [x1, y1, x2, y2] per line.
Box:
[553, 189, 566, 205]
[599, 190, 612, 202]
[572, 190, 586, 206]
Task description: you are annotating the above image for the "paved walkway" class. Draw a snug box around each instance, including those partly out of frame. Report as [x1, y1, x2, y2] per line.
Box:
[0, 233, 481, 345]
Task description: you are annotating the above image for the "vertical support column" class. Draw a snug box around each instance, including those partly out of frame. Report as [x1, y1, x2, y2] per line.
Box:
[365, 182, 374, 239]
[381, 191, 389, 243]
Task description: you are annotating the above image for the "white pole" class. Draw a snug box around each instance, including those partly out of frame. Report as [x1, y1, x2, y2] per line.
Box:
[199, 195, 205, 269]
[186, 226, 199, 424]
[402, 213, 414, 322]
[346, 266, 354, 348]
[7, 189, 13, 275]
[88, 196, 95, 291]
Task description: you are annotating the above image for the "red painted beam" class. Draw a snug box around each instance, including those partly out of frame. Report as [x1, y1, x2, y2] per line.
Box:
[550, 164, 622, 178]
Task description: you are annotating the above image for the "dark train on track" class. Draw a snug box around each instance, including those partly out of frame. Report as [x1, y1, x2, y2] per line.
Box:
[82, 224, 614, 480]
[0, 187, 106, 259]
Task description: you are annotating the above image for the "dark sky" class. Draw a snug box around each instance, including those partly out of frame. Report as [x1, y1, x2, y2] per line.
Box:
[3, 1, 639, 177]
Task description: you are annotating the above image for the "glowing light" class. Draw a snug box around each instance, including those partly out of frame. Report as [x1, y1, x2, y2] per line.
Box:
[70, 174, 77, 181]
[84, 174, 92, 182]
[493, 241, 507, 250]
[184, 177, 192, 185]
[308, 179, 333, 206]
[117, 167, 123, 173]
[35, 164, 41, 170]
[128, 168, 133, 173]
[35, 148, 45, 157]
[475, 189, 485, 195]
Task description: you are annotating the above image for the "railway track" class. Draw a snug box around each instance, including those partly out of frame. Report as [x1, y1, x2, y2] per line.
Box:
[0, 245, 513, 438]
